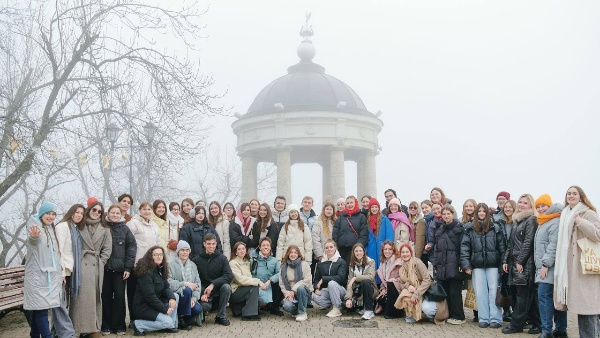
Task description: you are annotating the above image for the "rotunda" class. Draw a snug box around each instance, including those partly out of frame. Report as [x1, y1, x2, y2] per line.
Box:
[232, 19, 383, 202]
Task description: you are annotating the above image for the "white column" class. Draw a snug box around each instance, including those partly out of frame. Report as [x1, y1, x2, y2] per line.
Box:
[363, 151, 377, 198]
[241, 155, 257, 202]
[322, 161, 330, 203]
[330, 147, 345, 200]
[276, 148, 292, 200]
[357, 160, 364, 198]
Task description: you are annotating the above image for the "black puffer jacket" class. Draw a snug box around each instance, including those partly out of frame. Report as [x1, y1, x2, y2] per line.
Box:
[179, 221, 222, 259]
[502, 211, 538, 286]
[313, 256, 347, 290]
[332, 212, 368, 249]
[132, 267, 176, 321]
[229, 219, 261, 250]
[432, 220, 464, 280]
[460, 222, 506, 270]
[105, 221, 137, 273]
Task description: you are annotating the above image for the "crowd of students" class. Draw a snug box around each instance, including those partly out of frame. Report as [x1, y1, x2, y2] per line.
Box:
[23, 185, 600, 338]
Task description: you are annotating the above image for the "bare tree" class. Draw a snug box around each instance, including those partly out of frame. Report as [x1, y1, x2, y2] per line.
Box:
[0, 0, 224, 209]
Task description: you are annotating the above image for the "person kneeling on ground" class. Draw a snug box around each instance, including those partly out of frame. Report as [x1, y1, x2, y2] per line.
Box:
[167, 240, 203, 330]
[192, 233, 233, 326]
[131, 246, 179, 336]
[279, 245, 313, 321]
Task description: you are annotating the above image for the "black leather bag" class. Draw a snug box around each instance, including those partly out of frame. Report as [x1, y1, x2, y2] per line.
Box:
[495, 277, 513, 307]
[424, 278, 447, 302]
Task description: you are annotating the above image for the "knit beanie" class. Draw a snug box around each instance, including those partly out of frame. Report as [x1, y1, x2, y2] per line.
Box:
[287, 204, 300, 213]
[535, 194, 552, 207]
[497, 191, 510, 200]
[367, 198, 380, 209]
[176, 240, 191, 255]
[389, 198, 401, 208]
[87, 197, 98, 207]
[37, 202, 57, 221]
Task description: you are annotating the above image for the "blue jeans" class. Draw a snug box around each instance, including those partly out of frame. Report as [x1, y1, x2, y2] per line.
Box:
[282, 285, 310, 315]
[30, 310, 51, 338]
[134, 293, 179, 333]
[472, 268, 502, 324]
[537, 283, 567, 334]
[178, 287, 203, 319]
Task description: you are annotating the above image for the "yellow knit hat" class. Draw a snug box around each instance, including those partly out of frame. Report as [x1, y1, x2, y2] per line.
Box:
[535, 194, 552, 207]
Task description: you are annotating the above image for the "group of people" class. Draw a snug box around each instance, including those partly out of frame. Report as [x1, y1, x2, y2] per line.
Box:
[23, 185, 600, 338]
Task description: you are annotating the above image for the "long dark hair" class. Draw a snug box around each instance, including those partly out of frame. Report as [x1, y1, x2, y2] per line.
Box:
[134, 246, 169, 279]
[349, 243, 368, 267]
[84, 201, 106, 230]
[152, 199, 167, 221]
[257, 203, 273, 233]
[473, 203, 491, 234]
[223, 202, 235, 221]
[59, 204, 86, 229]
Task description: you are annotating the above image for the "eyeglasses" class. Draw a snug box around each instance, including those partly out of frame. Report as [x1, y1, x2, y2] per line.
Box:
[152, 253, 164, 257]
[409, 207, 417, 210]
[91, 208, 102, 214]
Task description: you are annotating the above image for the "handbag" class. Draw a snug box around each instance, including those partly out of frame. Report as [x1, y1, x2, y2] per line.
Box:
[495, 272, 513, 307]
[167, 220, 180, 251]
[577, 237, 600, 274]
[424, 277, 447, 302]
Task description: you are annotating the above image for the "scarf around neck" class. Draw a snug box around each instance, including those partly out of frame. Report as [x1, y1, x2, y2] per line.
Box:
[369, 214, 378, 233]
[537, 213, 561, 225]
[281, 257, 303, 291]
[69, 221, 83, 299]
[555, 202, 585, 306]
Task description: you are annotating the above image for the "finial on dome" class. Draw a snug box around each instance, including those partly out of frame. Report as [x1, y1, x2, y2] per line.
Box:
[297, 11, 316, 62]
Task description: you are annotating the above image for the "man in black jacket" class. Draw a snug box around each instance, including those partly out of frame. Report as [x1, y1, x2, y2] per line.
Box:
[192, 233, 233, 326]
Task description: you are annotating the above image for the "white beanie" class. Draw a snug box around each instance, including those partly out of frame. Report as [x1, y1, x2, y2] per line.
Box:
[176, 240, 191, 255]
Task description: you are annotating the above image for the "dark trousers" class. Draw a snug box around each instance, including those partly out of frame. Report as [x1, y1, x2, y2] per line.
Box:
[271, 282, 283, 308]
[578, 314, 600, 338]
[102, 270, 128, 331]
[441, 278, 465, 320]
[126, 273, 137, 322]
[510, 284, 540, 329]
[230, 286, 260, 317]
[338, 246, 352, 271]
[359, 280, 374, 311]
[178, 287, 203, 319]
[420, 253, 429, 266]
[30, 310, 51, 338]
[382, 282, 403, 317]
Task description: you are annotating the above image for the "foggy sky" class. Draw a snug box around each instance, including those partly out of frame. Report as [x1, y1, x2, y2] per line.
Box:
[185, 0, 600, 209]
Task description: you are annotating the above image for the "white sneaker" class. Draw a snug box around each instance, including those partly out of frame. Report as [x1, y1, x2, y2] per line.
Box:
[405, 316, 417, 323]
[447, 318, 466, 325]
[295, 312, 308, 321]
[311, 300, 326, 310]
[326, 307, 343, 317]
[361, 310, 375, 320]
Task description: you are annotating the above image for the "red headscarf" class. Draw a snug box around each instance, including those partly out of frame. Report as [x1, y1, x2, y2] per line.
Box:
[345, 196, 361, 216]
[367, 198, 380, 233]
[398, 243, 414, 257]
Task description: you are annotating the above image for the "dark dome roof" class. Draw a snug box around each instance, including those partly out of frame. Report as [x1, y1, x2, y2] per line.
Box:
[246, 42, 370, 116]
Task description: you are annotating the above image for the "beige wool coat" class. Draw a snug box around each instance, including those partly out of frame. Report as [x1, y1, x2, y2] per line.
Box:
[69, 223, 112, 333]
[554, 206, 600, 314]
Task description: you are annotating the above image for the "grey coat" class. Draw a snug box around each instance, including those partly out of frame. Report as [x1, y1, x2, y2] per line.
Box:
[168, 258, 202, 303]
[69, 223, 112, 333]
[24, 224, 63, 310]
[534, 203, 563, 284]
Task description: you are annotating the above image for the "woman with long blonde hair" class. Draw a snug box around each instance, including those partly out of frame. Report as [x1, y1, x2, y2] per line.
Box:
[312, 202, 337, 261]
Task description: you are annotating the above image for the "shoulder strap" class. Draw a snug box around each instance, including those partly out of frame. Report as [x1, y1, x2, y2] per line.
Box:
[346, 216, 359, 237]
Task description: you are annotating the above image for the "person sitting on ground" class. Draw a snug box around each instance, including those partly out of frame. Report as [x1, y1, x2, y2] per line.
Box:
[344, 243, 378, 320]
[229, 241, 262, 321]
[279, 245, 313, 322]
[131, 246, 179, 336]
[167, 240, 203, 330]
[312, 239, 348, 317]
[191, 233, 233, 326]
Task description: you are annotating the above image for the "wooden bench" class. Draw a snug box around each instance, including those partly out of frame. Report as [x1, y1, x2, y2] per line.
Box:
[0, 265, 25, 320]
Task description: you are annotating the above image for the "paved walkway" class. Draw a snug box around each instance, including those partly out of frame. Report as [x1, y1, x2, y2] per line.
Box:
[0, 307, 580, 338]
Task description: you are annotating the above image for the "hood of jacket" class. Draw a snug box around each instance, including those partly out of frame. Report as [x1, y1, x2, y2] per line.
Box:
[320, 250, 341, 263]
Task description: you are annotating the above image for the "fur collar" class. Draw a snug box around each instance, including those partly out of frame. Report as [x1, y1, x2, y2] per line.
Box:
[512, 209, 534, 223]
